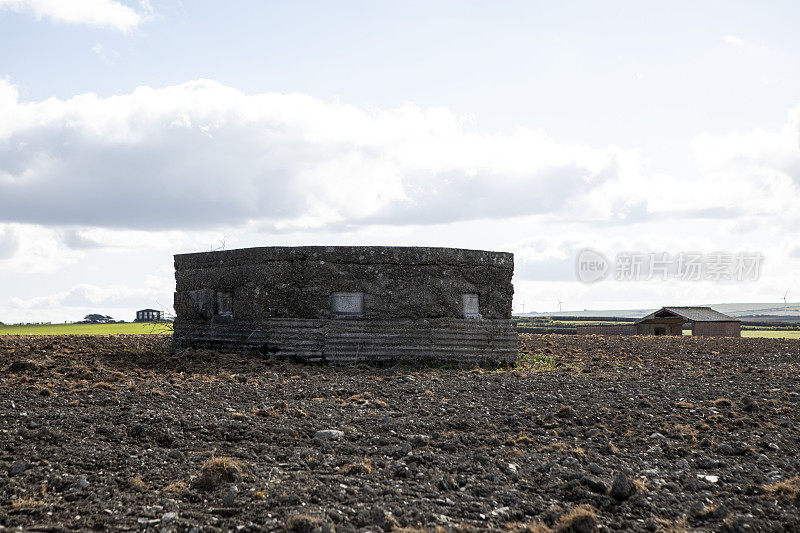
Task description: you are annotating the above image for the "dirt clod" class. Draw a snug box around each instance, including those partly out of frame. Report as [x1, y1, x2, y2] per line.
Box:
[610, 472, 637, 501]
[0, 333, 798, 530]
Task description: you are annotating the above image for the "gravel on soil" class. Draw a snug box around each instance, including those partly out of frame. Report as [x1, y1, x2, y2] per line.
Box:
[1, 333, 799, 532]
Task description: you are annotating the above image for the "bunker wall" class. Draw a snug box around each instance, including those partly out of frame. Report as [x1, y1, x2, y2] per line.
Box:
[174, 246, 513, 320]
[172, 246, 516, 362]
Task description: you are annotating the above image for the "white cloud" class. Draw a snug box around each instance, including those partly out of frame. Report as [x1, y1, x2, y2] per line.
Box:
[0, 78, 644, 232]
[0, 0, 142, 31]
[9, 282, 157, 309]
[1, 77, 797, 239]
[91, 43, 120, 63]
[59, 226, 198, 250]
[0, 223, 82, 273]
[693, 106, 800, 176]
[721, 34, 770, 56]
[723, 35, 747, 46]
[0, 225, 19, 259]
[1, 77, 800, 322]
[510, 224, 800, 313]
[7, 282, 170, 323]
[689, 104, 800, 220]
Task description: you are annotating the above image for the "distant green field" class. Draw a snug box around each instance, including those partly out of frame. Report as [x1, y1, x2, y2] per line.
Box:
[683, 329, 799, 339]
[0, 323, 172, 336]
[741, 329, 800, 339]
[684, 329, 800, 339]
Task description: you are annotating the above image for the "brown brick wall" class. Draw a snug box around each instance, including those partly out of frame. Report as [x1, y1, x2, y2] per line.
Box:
[692, 321, 741, 337]
[576, 325, 637, 336]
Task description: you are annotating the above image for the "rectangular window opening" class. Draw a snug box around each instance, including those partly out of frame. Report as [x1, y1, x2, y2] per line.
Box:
[331, 292, 364, 318]
[462, 294, 482, 319]
[216, 292, 233, 316]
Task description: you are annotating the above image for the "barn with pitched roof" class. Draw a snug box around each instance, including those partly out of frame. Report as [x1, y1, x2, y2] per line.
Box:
[577, 306, 741, 337]
[635, 306, 741, 337]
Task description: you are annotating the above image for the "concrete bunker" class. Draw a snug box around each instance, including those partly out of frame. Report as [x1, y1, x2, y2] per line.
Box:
[172, 246, 516, 362]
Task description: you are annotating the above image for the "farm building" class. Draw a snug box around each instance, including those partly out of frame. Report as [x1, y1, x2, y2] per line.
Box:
[135, 309, 162, 322]
[637, 307, 741, 337]
[577, 306, 741, 337]
[172, 246, 516, 362]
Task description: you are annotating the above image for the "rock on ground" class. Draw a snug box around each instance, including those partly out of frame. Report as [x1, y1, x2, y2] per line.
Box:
[0, 333, 798, 531]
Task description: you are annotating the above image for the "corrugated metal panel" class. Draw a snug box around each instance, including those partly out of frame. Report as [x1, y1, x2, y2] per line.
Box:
[173, 318, 516, 363]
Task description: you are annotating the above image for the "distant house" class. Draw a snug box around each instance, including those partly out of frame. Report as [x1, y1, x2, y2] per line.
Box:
[135, 309, 162, 322]
[577, 306, 741, 337]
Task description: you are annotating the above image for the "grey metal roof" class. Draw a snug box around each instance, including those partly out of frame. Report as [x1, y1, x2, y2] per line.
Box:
[636, 306, 739, 323]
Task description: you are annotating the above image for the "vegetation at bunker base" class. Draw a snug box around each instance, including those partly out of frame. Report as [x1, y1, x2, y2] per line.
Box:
[0, 322, 171, 336]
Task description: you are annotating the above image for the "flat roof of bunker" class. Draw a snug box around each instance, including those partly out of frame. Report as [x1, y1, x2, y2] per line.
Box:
[174, 246, 514, 270]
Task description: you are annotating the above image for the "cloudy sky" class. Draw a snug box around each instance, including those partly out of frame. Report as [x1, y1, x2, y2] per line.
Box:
[1, 0, 799, 322]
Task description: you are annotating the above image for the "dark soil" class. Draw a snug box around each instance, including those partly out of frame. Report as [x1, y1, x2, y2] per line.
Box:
[1, 334, 800, 532]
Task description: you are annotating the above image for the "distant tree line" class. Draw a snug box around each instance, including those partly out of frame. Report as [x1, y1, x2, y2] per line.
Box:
[80, 314, 124, 324]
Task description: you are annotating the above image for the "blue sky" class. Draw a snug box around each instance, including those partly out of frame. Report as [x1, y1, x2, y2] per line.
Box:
[1, 0, 799, 322]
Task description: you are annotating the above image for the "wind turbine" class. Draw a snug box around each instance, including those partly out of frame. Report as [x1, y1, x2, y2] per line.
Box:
[784, 291, 789, 316]
[557, 299, 564, 313]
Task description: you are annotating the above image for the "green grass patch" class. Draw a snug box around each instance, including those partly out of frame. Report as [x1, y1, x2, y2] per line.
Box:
[516, 352, 571, 371]
[0, 322, 172, 336]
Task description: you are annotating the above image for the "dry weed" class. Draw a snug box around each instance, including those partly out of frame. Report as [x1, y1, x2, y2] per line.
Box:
[161, 481, 187, 493]
[12, 497, 47, 510]
[342, 459, 373, 475]
[128, 476, 149, 493]
[764, 476, 800, 500]
[285, 514, 326, 532]
[554, 504, 597, 532]
[192, 456, 245, 490]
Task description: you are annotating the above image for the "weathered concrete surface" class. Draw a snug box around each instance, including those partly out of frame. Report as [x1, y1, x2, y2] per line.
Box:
[175, 246, 513, 320]
[173, 246, 515, 362]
